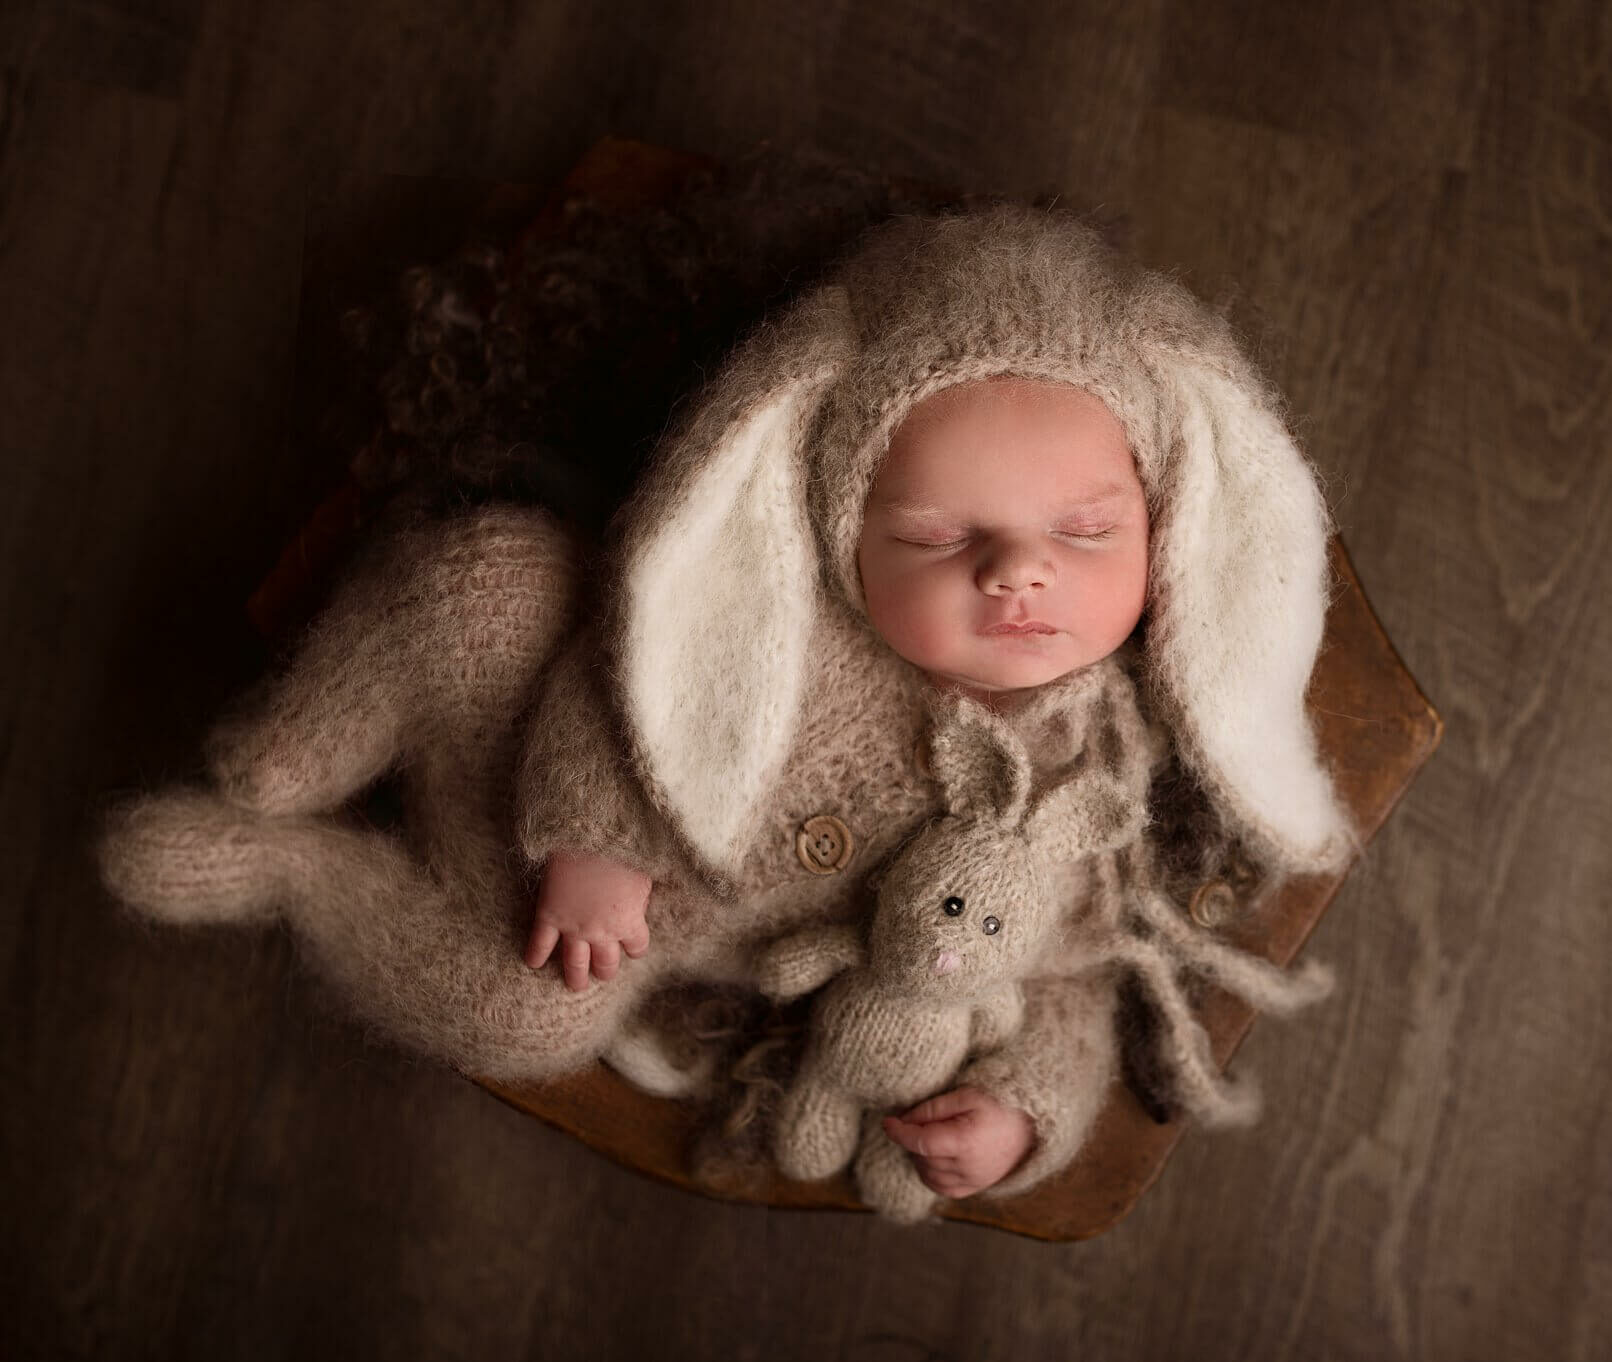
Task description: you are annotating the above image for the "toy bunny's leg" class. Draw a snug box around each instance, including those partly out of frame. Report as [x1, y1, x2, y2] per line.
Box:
[854, 1113, 940, 1225]
[774, 1073, 862, 1182]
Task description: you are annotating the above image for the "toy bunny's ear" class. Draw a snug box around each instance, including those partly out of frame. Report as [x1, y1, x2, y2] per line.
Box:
[612, 287, 854, 879]
[1021, 670, 1156, 862]
[925, 695, 1032, 825]
[1144, 353, 1354, 872]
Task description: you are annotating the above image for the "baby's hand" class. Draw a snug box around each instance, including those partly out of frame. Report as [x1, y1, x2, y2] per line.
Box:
[882, 1086, 1034, 1199]
[525, 850, 652, 991]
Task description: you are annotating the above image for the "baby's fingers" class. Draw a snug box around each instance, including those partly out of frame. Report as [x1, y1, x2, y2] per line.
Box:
[621, 922, 650, 960]
[562, 938, 592, 992]
[901, 1089, 979, 1125]
[918, 1168, 981, 1199]
[525, 919, 561, 971]
[591, 939, 622, 981]
[883, 1115, 967, 1159]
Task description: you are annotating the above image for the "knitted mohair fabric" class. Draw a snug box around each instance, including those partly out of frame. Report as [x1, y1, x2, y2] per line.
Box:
[99, 508, 667, 1082]
[102, 203, 1346, 1206]
[757, 678, 1153, 1222]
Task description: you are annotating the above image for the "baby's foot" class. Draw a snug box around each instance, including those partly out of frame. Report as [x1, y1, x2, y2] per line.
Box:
[100, 789, 286, 927]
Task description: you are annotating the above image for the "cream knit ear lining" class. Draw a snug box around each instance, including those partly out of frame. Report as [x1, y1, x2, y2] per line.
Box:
[618, 207, 1352, 880]
[1141, 353, 1355, 872]
[615, 288, 854, 879]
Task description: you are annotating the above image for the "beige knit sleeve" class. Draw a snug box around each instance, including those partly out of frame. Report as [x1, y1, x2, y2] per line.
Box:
[515, 629, 680, 883]
[955, 969, 1119, 1198]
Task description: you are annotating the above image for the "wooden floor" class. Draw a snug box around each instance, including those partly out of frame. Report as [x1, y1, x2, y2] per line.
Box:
[3, 2, 1609, 1359]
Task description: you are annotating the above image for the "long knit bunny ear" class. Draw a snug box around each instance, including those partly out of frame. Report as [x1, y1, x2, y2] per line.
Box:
[1143, 353, 1354, 872]
[612, 286, 855, 879]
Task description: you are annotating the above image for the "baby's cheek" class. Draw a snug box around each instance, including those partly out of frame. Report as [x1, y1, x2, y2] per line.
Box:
[864, 570, 953, 669]
[880, 610, 945, 672]
[1058, 550, 1146, 650]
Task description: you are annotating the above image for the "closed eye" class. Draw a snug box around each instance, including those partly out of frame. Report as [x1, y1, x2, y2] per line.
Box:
[1052, 526, 1117, 543]
[896, 535, 969, 551]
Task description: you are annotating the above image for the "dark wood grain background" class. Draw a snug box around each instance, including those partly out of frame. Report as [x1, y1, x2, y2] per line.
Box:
[2, 2, 1607, 1359]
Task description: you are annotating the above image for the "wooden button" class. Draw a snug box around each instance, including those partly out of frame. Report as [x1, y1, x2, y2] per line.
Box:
[1189, 880, 1238, 929]
[796, 814, 854, 875]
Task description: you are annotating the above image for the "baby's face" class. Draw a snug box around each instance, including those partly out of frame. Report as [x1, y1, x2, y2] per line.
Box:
[857, 378, 1149, 698]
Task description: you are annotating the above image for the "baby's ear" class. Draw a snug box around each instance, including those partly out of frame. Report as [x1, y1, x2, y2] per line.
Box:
[611, 286, 854, 880]
[1144, 351, 1354, 871]
[925, 695, 1031, 826]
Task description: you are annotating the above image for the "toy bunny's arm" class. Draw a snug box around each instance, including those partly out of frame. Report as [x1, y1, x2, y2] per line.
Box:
[969, 984, 1025, 1054]
[755, 923, 864, 1002]
[953, 970, 1118, 1197]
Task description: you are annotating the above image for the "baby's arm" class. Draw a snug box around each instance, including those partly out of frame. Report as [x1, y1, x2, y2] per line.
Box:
[516, 629, 683, 990]
[945, 970, 1118, 1198]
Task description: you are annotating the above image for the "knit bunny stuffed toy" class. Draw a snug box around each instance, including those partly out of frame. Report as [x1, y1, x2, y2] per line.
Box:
[759, 689, 1145, 1223]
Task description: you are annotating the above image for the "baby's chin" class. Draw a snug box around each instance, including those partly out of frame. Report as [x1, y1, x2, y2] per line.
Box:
[927, 644, 1090, 698]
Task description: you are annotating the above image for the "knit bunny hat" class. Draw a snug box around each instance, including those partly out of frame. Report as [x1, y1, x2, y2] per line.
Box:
[611, 206, 1354, 883]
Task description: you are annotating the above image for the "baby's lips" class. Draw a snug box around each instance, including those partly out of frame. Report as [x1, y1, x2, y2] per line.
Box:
[933, 950, 962, 975]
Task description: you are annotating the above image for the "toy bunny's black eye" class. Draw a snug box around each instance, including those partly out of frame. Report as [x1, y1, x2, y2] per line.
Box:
[982, 916, 1001, 936]
[943, 896, 965, 916]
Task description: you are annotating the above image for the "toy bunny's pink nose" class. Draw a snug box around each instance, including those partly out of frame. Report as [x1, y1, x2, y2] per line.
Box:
[934, 950, 961, 975]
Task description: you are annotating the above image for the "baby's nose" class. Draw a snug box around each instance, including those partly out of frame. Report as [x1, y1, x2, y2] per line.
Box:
[977, 539, 1053, 594]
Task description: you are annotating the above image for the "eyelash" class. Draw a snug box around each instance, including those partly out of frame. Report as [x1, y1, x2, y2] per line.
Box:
[900, 527, 1117, 550]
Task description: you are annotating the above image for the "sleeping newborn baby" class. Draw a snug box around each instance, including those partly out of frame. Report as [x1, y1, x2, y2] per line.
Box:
[529, 375, 1153, 1192]
[100, 206, 1351, 1208]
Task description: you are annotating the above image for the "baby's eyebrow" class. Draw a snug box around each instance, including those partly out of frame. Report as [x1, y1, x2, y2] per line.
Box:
[879, 499, 954, 522]
[1051, 486, 1135, 516]
[879, 484, 1134, 520]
